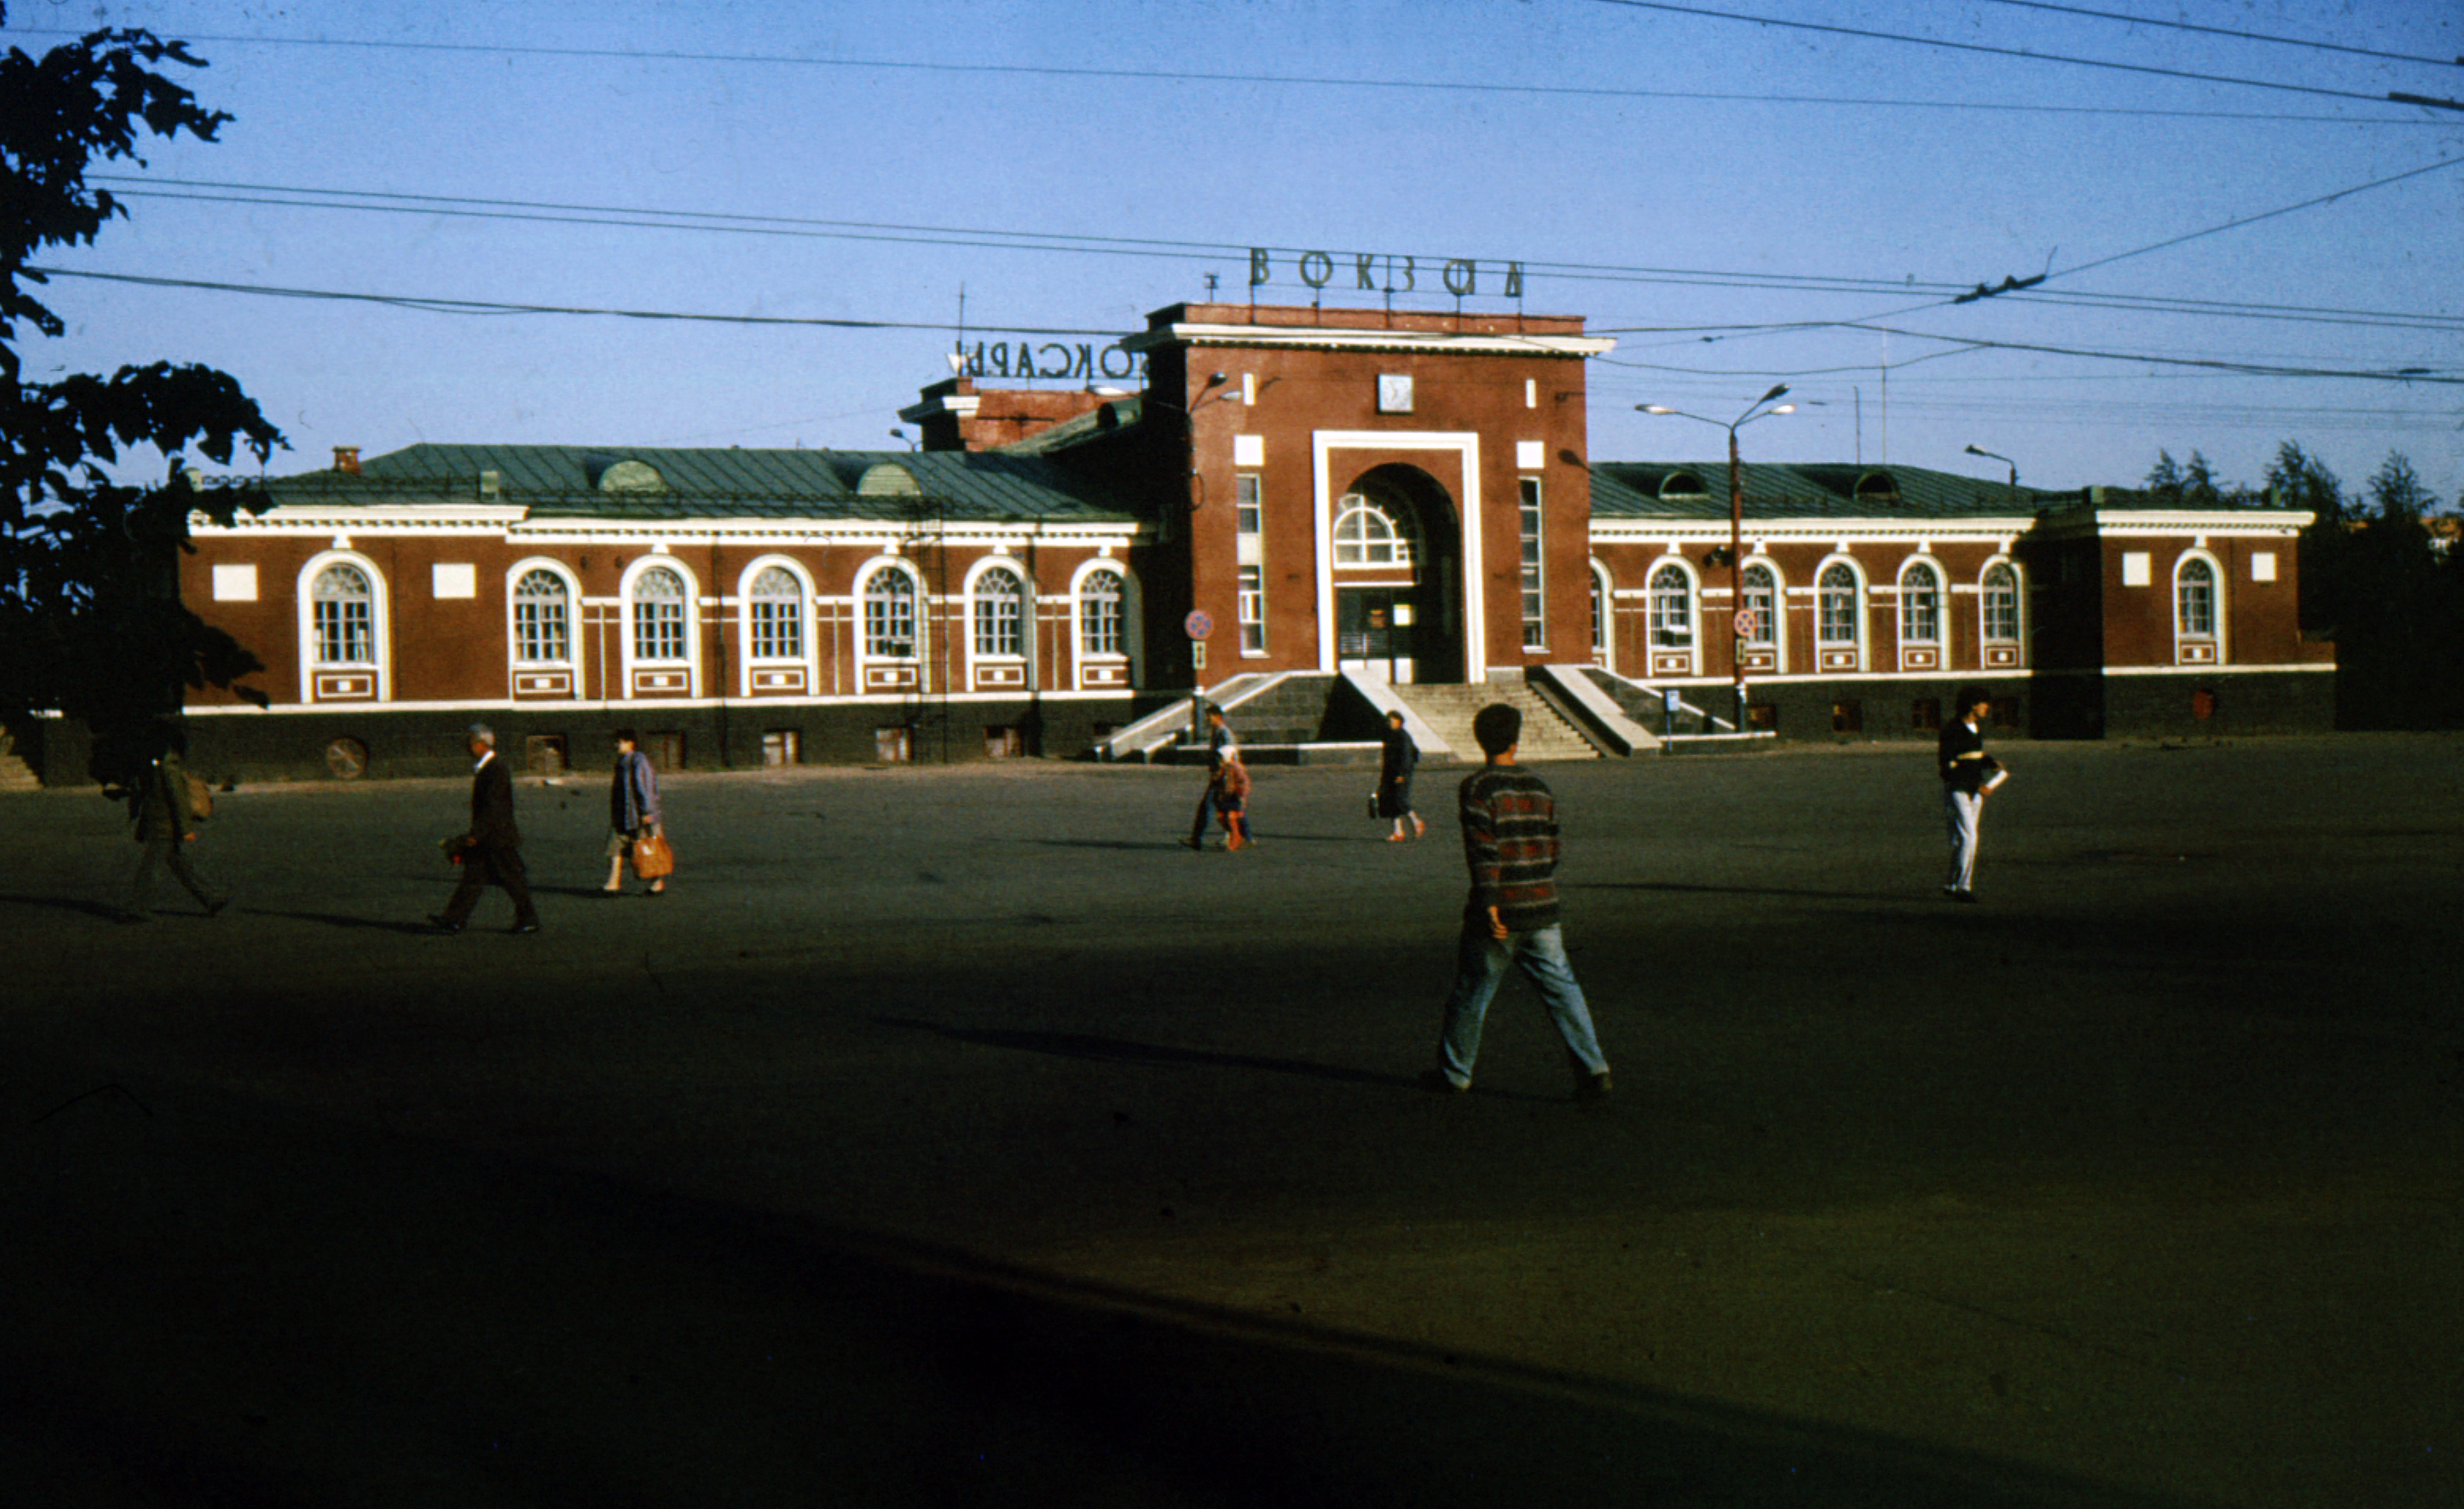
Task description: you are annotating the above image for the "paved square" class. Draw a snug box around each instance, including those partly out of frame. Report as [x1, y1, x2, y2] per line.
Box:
[4, 736, 2457, 1506]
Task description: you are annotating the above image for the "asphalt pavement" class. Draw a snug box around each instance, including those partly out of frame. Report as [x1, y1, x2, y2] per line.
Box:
[3, 734, 2458, 1507]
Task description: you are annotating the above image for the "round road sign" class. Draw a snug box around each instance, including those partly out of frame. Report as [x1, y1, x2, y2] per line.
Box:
[1732, 609, 1759, 638]
[1183, 610, 1214, 640]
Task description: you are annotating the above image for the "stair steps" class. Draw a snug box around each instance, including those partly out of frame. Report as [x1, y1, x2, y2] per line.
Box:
[1390, 682, 1600, 761]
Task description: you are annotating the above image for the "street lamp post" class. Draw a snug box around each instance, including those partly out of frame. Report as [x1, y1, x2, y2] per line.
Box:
[1638, 384, 1795, 735]
[1964, 443, 2018, 491]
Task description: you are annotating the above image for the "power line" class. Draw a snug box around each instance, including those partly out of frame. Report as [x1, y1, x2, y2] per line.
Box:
[1607, 320, 2464, 384]
[1579, 0, 2464, 109]
[2048, 155, 2464, 280]
[1, 23, 2450, 124]
[1973, 1, 2464, 71]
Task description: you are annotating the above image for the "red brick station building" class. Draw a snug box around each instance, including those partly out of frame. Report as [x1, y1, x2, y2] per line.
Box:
[134, 301, 2327, 778]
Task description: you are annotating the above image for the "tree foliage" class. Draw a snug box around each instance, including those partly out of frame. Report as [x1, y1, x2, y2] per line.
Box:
[1, 5, 285, 779]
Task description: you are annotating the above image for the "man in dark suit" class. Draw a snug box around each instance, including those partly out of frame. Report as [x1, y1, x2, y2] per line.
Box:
[431, 723, 540, 934]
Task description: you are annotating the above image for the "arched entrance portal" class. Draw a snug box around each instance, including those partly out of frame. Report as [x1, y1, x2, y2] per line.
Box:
[1331, 465, 1463, 684]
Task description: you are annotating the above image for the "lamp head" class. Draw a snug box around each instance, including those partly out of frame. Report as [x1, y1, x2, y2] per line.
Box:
[1759, 383, 1791, 404]
[1638, 404, 1675, 415]
[1770, 404, 1796, 415]
[1965, 444, 1987, 456]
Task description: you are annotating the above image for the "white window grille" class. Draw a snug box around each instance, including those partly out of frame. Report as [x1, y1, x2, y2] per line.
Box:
[1648, 563, 1693, 648]
[748, 566, 803, 659]
[864, 568, 917, 658]
[1982, 563, 2021, 643]
[1237, 566, 1266, 652]
[1333, 495, 1413, 566]
[632, 566, 689, 661]
[1519, 478, 1545, 649]
[2176, 557, 2216, 637]
[1080, 568, 1124, 657]
[1900, 562, 1941, 643]
[1818, 563, 1861, 645]
[973, 566, 1025, 657]
[1741, 563, 1777, 646]
[512, 569, 569, 663]
[311, 563, 375, 664]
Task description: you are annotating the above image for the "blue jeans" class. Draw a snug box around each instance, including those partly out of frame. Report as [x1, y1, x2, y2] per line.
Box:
[1436, 922, 1609, 1089]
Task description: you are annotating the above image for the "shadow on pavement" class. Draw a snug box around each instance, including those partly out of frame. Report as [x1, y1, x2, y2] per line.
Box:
[0, 892, 135, 922]
[1567, 880, 1917, 904]
[238, 907, 437, 935]
[1, 1077, 2224, 1509]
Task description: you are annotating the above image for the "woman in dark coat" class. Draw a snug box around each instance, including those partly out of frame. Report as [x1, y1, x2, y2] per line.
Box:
[602, 729, 665, 895]
[1377, 709, 1424, 841]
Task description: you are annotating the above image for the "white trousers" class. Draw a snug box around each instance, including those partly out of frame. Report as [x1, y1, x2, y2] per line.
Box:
[1943, 789, 1983, 892]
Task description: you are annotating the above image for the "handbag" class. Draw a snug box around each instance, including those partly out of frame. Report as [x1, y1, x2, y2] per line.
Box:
[185, 773, 215, 821]
[1366, 791, 1380, 820]
[631, 832, 675, 879]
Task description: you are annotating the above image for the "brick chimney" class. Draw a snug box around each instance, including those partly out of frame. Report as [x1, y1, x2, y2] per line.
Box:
[332, 446, 361, 475]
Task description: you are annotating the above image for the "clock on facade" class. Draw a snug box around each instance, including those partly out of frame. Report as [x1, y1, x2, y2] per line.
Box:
[1376, 373, 1413, 413]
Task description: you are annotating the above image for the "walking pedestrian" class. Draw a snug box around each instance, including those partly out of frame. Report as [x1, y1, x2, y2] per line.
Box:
[1215, 743, 1253, 850]
[601, 729, 665, 896]
[429, 723, 540, 934]
[118, 722, 227, 922]
[1377, 709, 1424, 841]
[1423, 704, 1612, 1100]
[1938, 686, 2007, 903]
[1182, 704, 1237, 850]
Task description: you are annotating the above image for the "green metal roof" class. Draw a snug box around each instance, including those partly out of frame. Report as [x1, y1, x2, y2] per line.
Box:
[1588, 463, 2293, 522]
[261, 443, 1152, 523]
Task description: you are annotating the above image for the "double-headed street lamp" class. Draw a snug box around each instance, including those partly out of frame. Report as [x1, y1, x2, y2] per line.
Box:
[1638, 384, 1795, 734]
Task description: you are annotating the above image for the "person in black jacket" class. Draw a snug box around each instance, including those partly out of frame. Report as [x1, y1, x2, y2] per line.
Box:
[1377, 709, 1424, 841]
[117, 723, 228, 921]
[430, 723, 540, 934]
[1937, 686, 2005, 903]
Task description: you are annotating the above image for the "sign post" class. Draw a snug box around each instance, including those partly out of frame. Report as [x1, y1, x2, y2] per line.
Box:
[1184, 610, 1215, 742]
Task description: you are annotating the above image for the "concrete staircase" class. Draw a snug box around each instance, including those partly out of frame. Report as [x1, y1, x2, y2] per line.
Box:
[0, 732, 40, 791]
[1392, 681, 1600, 762]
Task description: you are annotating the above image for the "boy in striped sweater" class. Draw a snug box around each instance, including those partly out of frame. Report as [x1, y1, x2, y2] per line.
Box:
[1423, 703, 1613, 1099]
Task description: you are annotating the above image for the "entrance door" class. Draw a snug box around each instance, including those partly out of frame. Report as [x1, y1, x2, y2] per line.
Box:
[1336, 588, 1417, 683]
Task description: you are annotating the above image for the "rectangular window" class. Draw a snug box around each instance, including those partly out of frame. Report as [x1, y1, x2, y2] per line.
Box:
[983, 725, 1025, 759]
[873, 727, 912, 763]
[1238, 565, 1266, 653]
[1746, 702, 1779, 732]
[211, 564, 258, 602]
[1831, 700, 1864, 734]
[1991, 698, 2024, 730]
[523, 734, 568, 774]
[634, 602, 686, 661]
[515, 596, 568, 663]
[761, 729, 800, 766]
[1235, 474, 1263, 538]
[1519, 477, 1545, 650]
[314, 599, 373, 664]
[750, 601, 800, 659]
[1911, 698, 1941, 731]
[1237, 475, 1265, 653]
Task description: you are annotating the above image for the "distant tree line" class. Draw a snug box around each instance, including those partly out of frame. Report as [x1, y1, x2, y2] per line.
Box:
[2139, 443, 2463, 729]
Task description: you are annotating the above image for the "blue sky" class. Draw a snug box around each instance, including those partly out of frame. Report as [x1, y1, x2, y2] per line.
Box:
[8, 0, 2459, 501]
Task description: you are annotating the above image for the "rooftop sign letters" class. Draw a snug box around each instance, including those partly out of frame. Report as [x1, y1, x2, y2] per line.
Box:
[960, 340, 1146, 383]
[1249, 248, 1525, 299]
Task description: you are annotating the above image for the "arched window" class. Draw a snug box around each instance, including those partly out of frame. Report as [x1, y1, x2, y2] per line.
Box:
[973, 565, 1026, 658]
[863, 566, 918, 658]
[2176, 556, 2217, 638]
[311, 563, 375, 664]
[1333, 495, 1413, 566]
[1080, 568, 1125, 657]
[632, 565, 689, 661]
[1648, 563, 1693, 648]
[1818, 563, 1862, 646]
[1741, 562, 1778, 647]
[1982, 563, 2021, 643]
[512, 568, 570, 663]
[747, 566, 803, 659]
[1899, 561, 1941, 643]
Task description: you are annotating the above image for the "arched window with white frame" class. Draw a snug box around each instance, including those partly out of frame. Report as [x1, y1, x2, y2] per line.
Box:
[1980, 560, 2024, 668]
[1816, 559, 1864, 671]
[1646, 560, 1697, 676]
[1072, 560, 1138, 689]
[296, 551, 388, 702]
[737, 557, 814, 696]
[505, 559, 582, 700]
[2174, 551, 2223, 663]
[312, 562, 377, 666]
[971, 563, 1026, 659]
[1898, 561, 1942, 644]
[854, 560, 924, 694]
[511, 568, 572, 665]
[619, 556, 700, 698]
[1739, 559, 1781, 670]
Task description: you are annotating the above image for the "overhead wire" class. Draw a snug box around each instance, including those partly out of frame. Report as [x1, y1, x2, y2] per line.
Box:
[1579, 0, 2464, 108]
[1971, 1, 2464, 70]
[1, 22, 2451, 124]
